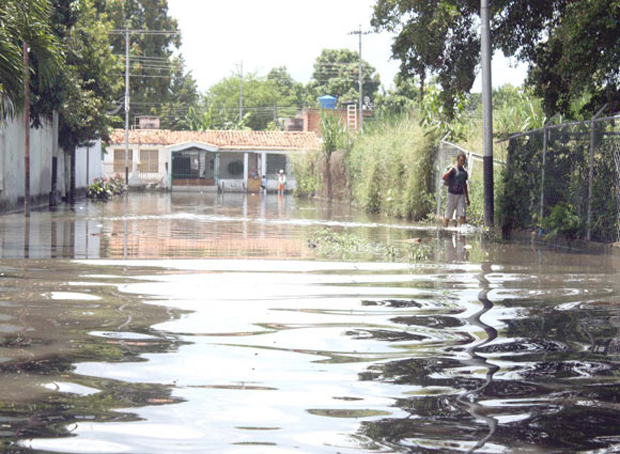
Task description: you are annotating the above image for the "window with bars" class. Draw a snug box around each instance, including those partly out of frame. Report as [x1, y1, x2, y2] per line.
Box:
[139, 149, 159, 173]
[113, 149, 133, 173]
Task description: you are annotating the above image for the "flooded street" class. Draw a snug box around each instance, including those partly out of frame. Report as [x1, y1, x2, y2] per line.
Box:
[0, 193, 619, 453]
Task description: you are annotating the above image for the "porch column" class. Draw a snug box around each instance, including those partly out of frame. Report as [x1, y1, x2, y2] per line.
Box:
[261, 152, 267, 176]
[214, 152, 221, 188]
[243, 152, 249, 190]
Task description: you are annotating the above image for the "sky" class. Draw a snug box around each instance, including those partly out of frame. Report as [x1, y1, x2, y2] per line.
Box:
[167, 0, 528, 94]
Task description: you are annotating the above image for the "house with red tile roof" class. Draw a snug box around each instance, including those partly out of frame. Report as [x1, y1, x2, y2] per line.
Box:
[107, 129, 320, 192]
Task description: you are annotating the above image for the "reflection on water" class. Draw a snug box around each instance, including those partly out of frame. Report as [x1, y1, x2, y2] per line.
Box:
[0, 193, 435, 260]
[0, 193, 618, 453]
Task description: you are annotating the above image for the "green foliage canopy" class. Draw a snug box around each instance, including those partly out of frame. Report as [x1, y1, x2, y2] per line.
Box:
[308, 48, 381, 107]
[371, 0, 620, 117]
[105, 0, 200, 130]
[41, 0, 122, 151]
[205, 67, 304, 130]
[0, 0, 63, 118]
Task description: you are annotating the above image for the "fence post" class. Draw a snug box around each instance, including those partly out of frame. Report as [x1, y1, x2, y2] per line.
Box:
[436, 142, 444, 222]
[586, 105, 607, 241]
[614, 144, 620, 243]
[539, 126, 548, 232]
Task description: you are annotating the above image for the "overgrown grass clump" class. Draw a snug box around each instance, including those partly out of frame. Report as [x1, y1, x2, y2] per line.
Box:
[348, 115, 438, 220]
[308, 228, 432, 262]
[293, 112, 438, 221]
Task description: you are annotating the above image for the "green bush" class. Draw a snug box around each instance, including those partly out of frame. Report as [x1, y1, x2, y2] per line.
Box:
[541, 203, 583, 240]
[87, 174, 127, 200]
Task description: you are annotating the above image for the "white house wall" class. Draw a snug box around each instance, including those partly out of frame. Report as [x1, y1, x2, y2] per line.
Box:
[76, 140, 104, 188]
[103, 144, 169, 184]
[0, 112, 57, 212]
[106, 142, 304, 192]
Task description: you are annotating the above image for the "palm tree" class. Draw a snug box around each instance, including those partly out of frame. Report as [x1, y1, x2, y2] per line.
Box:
[0, 0, 63, 118]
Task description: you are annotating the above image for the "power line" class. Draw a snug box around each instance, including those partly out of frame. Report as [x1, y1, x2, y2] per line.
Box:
[109, 29, 181, 35]
[112, 73, 174, 79]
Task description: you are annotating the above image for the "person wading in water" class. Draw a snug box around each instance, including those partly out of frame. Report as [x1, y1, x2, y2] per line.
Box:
[442, 152, 470, 227]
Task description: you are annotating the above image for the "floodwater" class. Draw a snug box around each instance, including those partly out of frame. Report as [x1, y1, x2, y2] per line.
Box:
[0, 192, 619, 454]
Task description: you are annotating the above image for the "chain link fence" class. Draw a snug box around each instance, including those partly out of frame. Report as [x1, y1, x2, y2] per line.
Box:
[498, 114, 620, 243]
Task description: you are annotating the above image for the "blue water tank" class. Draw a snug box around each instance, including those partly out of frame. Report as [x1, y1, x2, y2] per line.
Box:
[318, 95, 337, 109]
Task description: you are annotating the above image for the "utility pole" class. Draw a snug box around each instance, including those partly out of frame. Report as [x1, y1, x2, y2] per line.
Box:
[237, 61, 243, 122]
[124, 28, 130, 185]
[481, 0, 494, 227]
[349, 26, 371, 132]
[23, 42, 30, 217]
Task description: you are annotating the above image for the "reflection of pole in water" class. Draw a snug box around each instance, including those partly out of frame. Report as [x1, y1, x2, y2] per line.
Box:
[23, 216, 30, 259]
[457, 261, 499, 453]
[445, 233, 468, 263]
[123, 195, 128, 259]
[242, 194, 248, 238]
[50, 220, 57, 259]
[123, 220, 128, 259]
[259, 192, 266, 239]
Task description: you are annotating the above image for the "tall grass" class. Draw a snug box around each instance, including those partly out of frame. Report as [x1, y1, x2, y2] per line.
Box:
[293, 85, 544, 226]
[347, 114, 438, 220]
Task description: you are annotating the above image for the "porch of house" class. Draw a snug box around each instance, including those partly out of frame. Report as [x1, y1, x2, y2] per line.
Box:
[168, 143, 295, 193]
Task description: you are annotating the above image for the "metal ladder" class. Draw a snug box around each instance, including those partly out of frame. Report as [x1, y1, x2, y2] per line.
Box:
[347, 104, 357, 130]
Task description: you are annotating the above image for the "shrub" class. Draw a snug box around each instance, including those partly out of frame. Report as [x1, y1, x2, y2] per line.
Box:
[87, 175, 127, 200]
[87, 178, 112, 200]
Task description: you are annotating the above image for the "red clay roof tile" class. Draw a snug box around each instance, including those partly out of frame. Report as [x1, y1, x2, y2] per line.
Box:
[109, 129, 320, 150]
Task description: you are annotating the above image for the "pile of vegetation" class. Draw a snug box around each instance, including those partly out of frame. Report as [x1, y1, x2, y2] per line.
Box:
[87, 175, 126, 201]
[308, 228, 432, 262]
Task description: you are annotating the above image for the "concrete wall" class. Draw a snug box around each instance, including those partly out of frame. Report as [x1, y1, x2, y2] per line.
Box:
[75, 140, 104, 188]
[0, 112, 62, 212]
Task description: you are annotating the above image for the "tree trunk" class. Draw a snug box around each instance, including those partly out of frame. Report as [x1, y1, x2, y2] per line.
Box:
[419, 71, 425, 104]
[70, 147, 76, 203]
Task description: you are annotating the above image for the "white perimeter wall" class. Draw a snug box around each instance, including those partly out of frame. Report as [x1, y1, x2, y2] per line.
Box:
[0, 111, 64, 211]
[76, 140, 104, 188]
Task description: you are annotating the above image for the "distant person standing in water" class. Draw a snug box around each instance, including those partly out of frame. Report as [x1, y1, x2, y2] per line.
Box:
[277, 169, 286, 195]
[260, 174, 267, 194]
[442, 152, 470, 227]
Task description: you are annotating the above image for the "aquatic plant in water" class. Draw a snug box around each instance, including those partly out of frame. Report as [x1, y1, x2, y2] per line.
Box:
[308, 228, 432, 262]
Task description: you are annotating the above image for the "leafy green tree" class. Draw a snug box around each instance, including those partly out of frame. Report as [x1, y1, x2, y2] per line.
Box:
[105, 0, 200, 127]
[26, 0, 121, 200]
[159, 56, 200, 130]
[34, 0, 122, 150]
[371, 1, 479, 120]
[374, 74, 420, 117]
[205, 68, 304, 130]
[187, 105, 213, 131]
[307, 48, 381, 107]
[523, 0, 620, 115]
[0, 0, 62, 118]
[372, 0, 620, 117]
[266, 66, 306, 106]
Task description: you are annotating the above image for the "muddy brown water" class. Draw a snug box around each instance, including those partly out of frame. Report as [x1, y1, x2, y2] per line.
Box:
[0, 192, 619, 453]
